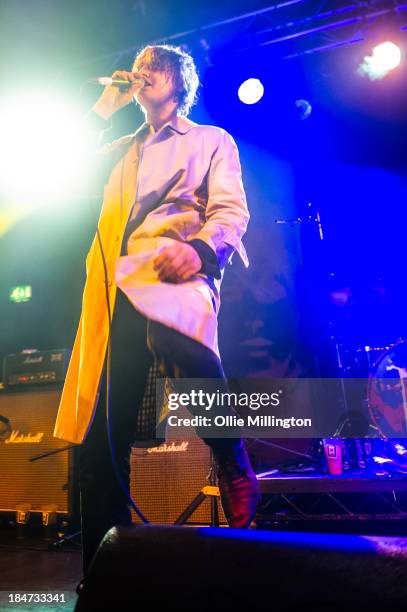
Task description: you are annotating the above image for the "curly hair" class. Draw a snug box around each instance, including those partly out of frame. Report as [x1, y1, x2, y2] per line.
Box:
[132, 44, 199, 117]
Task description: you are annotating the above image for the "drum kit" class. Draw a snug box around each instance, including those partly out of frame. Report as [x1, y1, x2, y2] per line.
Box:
[327, 338, 407, 476]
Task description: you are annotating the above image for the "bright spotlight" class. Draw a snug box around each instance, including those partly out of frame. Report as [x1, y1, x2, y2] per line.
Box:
[359, 41, 402, 80]
[238, 78, 264, 105]
[373, 41, 402, 71]
[0, 92, 93, 204]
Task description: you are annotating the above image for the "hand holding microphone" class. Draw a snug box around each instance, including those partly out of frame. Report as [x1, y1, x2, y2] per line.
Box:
[92, 70, 148, 120]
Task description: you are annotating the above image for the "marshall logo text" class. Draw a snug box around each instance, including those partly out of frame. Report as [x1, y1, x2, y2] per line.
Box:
[4, 430, 44, 444]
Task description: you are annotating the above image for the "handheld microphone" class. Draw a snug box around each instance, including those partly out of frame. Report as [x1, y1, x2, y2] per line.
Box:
[90, 76, 146, 90]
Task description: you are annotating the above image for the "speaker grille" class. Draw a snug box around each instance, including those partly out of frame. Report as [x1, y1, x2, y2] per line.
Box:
[130, 437, 226, 525]
[0, 387, 71, 513]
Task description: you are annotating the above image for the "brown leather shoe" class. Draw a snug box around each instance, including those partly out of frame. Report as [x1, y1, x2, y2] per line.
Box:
[213, 441, 260, 529]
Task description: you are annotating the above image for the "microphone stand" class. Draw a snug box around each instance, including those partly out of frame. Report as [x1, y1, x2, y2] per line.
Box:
[173, 449, 221, 527]
[275, 202, 347, 464]
[30, 444, 82, 549]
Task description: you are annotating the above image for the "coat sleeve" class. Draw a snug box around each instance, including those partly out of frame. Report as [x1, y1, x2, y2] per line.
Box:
[187, 129, 250, 269]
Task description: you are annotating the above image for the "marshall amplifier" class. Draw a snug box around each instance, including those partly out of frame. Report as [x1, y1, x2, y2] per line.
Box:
[3, 349, 71, 387]
[130, 436, 226, 525]
[0, 386, 75, 517]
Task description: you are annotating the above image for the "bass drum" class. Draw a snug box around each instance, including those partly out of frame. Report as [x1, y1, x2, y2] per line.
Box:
[367, 339, 407, 438]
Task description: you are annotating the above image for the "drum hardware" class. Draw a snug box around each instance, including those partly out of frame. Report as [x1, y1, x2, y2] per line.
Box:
[367, 338, 407, 439]
[328, 340, 407, 475]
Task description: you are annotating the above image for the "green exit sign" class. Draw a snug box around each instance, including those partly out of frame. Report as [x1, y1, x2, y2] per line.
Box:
[9, 286, 32, 303]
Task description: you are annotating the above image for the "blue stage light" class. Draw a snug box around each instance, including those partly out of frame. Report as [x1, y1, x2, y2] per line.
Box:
[295, 99, 312, 120]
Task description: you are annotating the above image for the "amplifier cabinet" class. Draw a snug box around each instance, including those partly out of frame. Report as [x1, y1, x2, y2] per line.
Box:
[130, 437, 226, 525]
[3, 349, 71, 387]
[0, 385, 225, 523]
[0, 387, 73, 515]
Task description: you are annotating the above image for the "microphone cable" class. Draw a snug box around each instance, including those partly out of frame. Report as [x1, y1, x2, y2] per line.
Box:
[94, 151, 149, 525]
[77, 77, 150, 523]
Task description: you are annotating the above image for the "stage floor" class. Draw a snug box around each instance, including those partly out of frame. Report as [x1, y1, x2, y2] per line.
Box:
[0, 527, 81, 611]
[2, 522, 407, 611]
[3, 524, 407, 611]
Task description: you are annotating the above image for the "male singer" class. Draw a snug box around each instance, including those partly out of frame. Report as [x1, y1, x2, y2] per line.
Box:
[53, 44, 259, 585]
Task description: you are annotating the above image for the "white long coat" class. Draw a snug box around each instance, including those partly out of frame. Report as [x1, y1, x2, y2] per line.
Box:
[53, 115, 249, 444]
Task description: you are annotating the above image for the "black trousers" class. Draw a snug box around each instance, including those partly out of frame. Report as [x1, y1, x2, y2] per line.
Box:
[78, 288, 239, 575]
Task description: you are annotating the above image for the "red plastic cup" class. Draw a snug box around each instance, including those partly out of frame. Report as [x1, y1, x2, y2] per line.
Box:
[323, 438, 343, 475]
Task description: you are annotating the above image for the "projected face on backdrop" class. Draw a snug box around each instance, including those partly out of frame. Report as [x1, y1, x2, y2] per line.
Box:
[132, 49, 182, 115]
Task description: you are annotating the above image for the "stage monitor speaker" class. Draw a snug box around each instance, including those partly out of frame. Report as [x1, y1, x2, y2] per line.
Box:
[0, 386, 74, 517]
[75, 525, 407, 611]
[130, 436, 226, 525]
